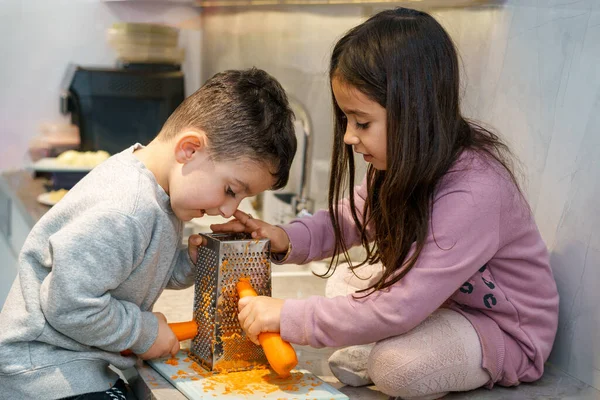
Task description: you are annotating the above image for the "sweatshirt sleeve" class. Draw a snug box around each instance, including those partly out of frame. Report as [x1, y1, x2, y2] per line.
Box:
[166, 246, 196, 289]
[40, 210, 158, 355]
[280, 174, 502, 347]
[278, 178, 370, 264]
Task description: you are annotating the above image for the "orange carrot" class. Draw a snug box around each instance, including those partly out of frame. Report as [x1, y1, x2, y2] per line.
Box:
[169, 321, 199, 341]
[237, 277, 258, 297]
[121, 320, 199, 356]
[236, 278, 298, 377]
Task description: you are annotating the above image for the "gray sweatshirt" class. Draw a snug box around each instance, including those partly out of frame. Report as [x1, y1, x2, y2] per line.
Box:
[0, 144, 195, 399]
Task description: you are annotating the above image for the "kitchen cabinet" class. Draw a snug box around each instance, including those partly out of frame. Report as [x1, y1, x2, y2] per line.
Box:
[0, 186, 18, 308]
[0, 231, 17, 308]
[1, 201, 31, 309]
[0, 172, 48, 309]
[0, 195, 20, 309]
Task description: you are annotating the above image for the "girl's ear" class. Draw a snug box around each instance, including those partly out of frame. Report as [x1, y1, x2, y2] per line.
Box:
[174, 130, 209, 164]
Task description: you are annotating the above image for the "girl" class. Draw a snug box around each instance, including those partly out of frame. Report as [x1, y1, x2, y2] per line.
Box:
[212, 8, 559, 400]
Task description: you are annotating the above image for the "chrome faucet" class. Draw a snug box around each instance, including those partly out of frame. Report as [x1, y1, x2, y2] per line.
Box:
[288, 96, 314, 218]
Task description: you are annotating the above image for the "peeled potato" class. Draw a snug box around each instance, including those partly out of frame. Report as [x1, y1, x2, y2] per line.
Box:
[47, 189, 69, 203]
[56, 150, 110, 167]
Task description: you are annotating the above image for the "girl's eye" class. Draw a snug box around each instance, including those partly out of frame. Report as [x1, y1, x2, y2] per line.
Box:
[226, 187, 236, 198]
[356, 122, 370, 130]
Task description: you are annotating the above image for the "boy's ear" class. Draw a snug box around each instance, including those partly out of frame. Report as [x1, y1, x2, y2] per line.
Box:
[174, 130, 209, 164]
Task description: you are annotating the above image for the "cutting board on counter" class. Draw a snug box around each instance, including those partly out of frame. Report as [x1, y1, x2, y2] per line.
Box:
[148, 350, 349, 400]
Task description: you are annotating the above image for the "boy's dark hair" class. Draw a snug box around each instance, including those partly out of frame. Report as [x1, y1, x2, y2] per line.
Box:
[160, 68, 297, 190]
[326, 8, 522, 294]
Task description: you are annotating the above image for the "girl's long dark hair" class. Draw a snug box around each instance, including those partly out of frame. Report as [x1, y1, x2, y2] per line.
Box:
[326, 7, 521, 294]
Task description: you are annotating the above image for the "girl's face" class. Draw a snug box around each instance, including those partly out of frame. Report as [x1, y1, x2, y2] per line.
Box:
[169, 142, 275, 222]
[332, 77, 387, 170]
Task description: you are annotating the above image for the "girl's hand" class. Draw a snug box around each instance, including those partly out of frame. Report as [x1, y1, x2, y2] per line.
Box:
[211, 210, 290, 253]
[187, 234, 207, 264]
[238, 296, 285, 345]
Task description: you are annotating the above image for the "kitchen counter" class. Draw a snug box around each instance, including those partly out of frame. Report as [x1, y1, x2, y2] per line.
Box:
[2, 170, 598, 400]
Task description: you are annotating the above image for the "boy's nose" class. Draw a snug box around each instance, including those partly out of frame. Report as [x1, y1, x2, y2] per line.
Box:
[220, 208, 234, 219]
[219, 202, 239, 219]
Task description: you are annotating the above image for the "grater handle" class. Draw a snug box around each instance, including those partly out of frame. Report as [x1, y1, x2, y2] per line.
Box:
[236, 278, 298, 377]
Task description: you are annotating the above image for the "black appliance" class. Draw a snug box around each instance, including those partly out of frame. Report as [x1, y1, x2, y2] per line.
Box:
[60, 64, 184, 154]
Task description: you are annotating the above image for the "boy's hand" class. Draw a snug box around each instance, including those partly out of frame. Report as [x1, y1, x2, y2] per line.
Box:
[188, 234, 207, 264]
[138, 312, 180, 360]
[210, 210, 290, 253]
[238, 296, 285, 345]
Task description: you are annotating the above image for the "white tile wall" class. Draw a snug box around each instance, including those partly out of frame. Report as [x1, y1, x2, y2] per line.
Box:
[201, 1, 600, 389]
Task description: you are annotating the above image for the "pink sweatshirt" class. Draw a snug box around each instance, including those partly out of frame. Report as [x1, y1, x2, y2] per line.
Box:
[278, 151, 558, 387]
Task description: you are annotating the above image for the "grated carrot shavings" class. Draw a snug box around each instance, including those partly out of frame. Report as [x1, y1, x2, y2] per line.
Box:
[182, 357, 311, 396]
[165, 357, 179, 366]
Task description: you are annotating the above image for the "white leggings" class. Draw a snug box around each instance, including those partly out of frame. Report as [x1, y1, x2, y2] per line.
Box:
[326, 264, 490, 399]
[367, 308, 490, 399]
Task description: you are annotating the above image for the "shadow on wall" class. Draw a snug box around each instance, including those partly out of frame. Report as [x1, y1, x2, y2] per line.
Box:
[547, 240, 599, 387]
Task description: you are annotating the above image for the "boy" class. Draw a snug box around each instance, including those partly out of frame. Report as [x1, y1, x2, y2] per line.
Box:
[0, 68, 297, 399]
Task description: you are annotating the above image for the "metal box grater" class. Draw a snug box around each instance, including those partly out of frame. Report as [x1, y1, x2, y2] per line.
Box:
[191, 232, 271, 372]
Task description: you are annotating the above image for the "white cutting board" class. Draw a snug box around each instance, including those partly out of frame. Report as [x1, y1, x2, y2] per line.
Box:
[148, 350, 348, 400]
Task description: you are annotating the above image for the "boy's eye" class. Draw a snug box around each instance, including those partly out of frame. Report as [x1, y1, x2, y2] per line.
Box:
[226, 187, 236, 198]
[356, 122, 370, 130]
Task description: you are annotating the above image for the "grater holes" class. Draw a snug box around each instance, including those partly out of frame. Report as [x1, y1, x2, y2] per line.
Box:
[192, 234, 272, 372]
[193, 244, 220, 368]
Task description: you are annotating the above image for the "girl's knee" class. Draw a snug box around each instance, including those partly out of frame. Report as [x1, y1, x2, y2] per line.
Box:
[367, 345, 449, 398]
[366, 310, 488, 397]
[367, 338, 416, 396]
